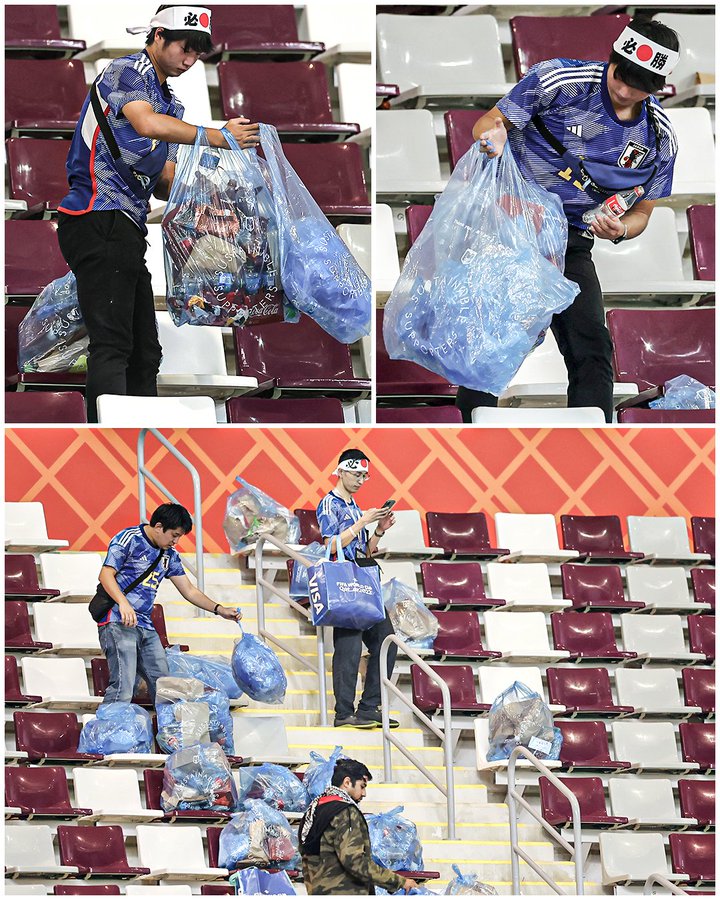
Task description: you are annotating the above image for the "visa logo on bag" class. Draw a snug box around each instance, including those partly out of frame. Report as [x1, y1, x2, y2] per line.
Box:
[308, 571, 324, 615]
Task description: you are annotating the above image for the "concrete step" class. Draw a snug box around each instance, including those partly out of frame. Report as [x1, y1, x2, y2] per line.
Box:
[165, 631, 317, 654]
[353, 782, 489, 804]
[418, 859, 589, 885]
[287, 725, 432, 748]
[166, 616, 309, 638]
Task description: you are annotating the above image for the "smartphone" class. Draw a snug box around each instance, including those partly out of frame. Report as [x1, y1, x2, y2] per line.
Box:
[381, 500, 396, 510]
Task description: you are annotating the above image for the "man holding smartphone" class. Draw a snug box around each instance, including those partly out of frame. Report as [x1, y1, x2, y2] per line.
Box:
[317, 449, 399, 729]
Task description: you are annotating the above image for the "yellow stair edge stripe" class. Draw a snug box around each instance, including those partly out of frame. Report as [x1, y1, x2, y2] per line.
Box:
[422, 840, 553, 847]
[425, 859, 579, 866]
[167, 633, 316, 640]
[289, 743, 444, 752]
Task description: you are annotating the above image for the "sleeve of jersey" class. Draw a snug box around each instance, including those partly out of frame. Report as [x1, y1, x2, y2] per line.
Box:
[167, 99, 186, 164]
[643, 110, 677, 201]
[316, 498, 340, 541]
[166, 552, 186, 578]
[104, 537, 129, 572]
[106, 64, 155, 117]
[497, 59, 568, 131]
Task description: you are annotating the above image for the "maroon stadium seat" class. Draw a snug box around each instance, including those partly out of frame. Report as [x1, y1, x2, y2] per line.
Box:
[207, 5, 323, 61]
[376, 406, 463, 424]
[420, 561, 505, 610]
[151, 605, 189, 652]
[90, 658, 152, 708]
[410, 663, 490, 714]
[679, 722, 715, 771]
[551, 612, 636, 662]
[5, 5, 86, 57]
[6, 391, 87, 424]
[295, 509, 321, 545]
[143, 768, 232, 823]
[54, 887, 122, 896]
[377, 310, 456, 400]
[669, 832, 715, 884]
[200, 887, 235, 896]
[6, 138, 71, 215]
[5, 553, 61, 600]
[405, 204, 433, 246]
[425, 512, 508, 560]
[682, 668, 714, 716]
[688, 616, 715, 662]
[5, 59, 87, 136]
[5, 219, 70, 299]
[57, 824, 150, 877]
[13, 711, 102, 763]
[5, 600, 53, 651]
[6, 299, 84, 394]
[233, 317, 369, 398]
[691, 516, 715, 561]
[444, 108, 489, 170]
[206, 826, 223, 868]
[227, 396, 344, 424]
[6, 765, 93, 819]
[560, 564, 643, 612]
[539, 775, 628, 827]
[5, 654, 42, 706]
[219, 61, 359, 140]
[547, 667, 633, 717]
[556, 720, 631, 772]
[618, 409, 716, 424]
[678, 779, 715, 829]
[560, 515, 643, 563]
[280, 142, 370, 218]
[691, 568, 715, 610]
[687, 205, 715, 281]
[432, 611, 501, 661]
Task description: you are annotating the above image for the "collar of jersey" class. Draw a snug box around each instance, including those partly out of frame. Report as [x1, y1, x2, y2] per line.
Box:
[330, 489, 358, 508]
[139, 48, 172, 101]
[600, 63, 646, 129]
[138, 523, 163, 552]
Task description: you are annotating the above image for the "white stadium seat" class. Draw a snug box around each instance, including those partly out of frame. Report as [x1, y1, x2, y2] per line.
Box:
[136, 824, 227, 880]
[376, 110, 445, 201]
[664, 108, 715, 203]
[5, 824, 79, 878]
[478, 665, 564, 713]
[336, 63, 375, 134]
[627, 515, 711, 565]
[471, 407, 606, 425]
[31, 603, 101, 655]
[615, 667, 701, 718]
[378, 560, 420, 589]
[230, 715, 307, 767]
[625, 565, 710, 614]
[126, 887, 193, 896]
[620, 614, 705, 665]
[21, 657, 101, 710]
[599, 831, 675, 886]
[96, 395, 219, 426]
[5, 502, 69, 553]
[38, 551, 104, 601]
[661, 13, 715, 106]
[72, 766, 163, 822]
[373, 203, 401, 294]
[483, 611, 568, 663]
[336, 223, 371, 277]
[486, 562, 571, 612]
[494, 513, 579, 564]
[374, 510, 438, 559]
[611, 721, 699, 773]
[608, 777, 697, 829]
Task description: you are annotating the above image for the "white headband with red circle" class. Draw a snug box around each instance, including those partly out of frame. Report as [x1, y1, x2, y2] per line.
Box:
[333, 458, 370, 477]
[613, 26, 679, 76]
[127, 6, 211, 36]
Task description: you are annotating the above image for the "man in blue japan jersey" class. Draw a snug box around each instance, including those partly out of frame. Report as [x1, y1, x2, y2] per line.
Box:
[56, 5, 260, 422]
[97, 503, 241, 704]
[316, 450, 399, 729]
[456, 17, 680, 423]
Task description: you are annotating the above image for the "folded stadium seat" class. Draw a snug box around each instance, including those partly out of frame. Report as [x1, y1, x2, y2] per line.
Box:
[691, 568, 715, 610]
[376, 309, 457, 403]
[6, 138, 73, 217]
[5, 59, 87, 136]
[376, 14, 511, 108]
[608, 776, 696, 829]
[560, 515, 643, 564]
[378, 561, 419, 590]
[90, 657, 152, 708]
[207, 4, 324, 61]
[494, 513, 580, 565]
[560, 563, 644, 612]
[410, 663, 490, 714]
[373, 203, 400, 294]
[5, 303, 84, 394]
[612, 720, 699, 774]
[5, 4, 86, 57]
[376, 406, 463, 423]
[679, 722, 715, 772]
[373, 510, 438, 559]
[96, 395, 218, 426]
[682, 668, 715, 716]
[125, 889, 193, 897]
[615, 667, 702, 719]
[620, 613, 705, 665]
[483, 611, 569, 664]
[218, 61, 359, 140]
[626, 566, 711, 614]
[199, 887, 234, 896]
[420, 561, 505, 610]
[336, 222, 371, 277]
[135, 823, 227, 880]
[294, 508, 321, 544]
[556, 720, 632, 772]
[57, 824, 151, 878]
[539, 775, 628, 828]
[405, 203, 433, 246]
[5, 823, 80, 878]
[669, 833, 716, 885]
[279, 141, 370, 219]
[53, 887, 122, 895]
[230, 714, 308, 767]
[7, 391, 87, 424]
[377, 83, 400, 106]
[687, 205, 715, 281]
[38, 551, 104, 602]
[5, 501, 70, 553]
[665, 108, 715, 204]
[13, 711, 102, 763]
[626, 515, 712, 566]
[691, 516, 715, 561]
[599, 832, 678, 888]
[425, 512, 508, 561]
[233, 317, 370, 400]
[546, 666, 633, 717]
[6, 553, 60, 601]
[477, 665, 563, 714]
[5, 219, 70, 300]
[20, 656, 102, 711]
[618, 408, 716, 424]
[226, 396, 345, 424]
[5, 600, 53, 652]
[664, 11, 717, 101]
[444, 108, 490, 170]
[205, 826, 224, 869]
[336, 64, 374, 138]
[72, 767, 163, 823]
[6, 883, 49, 896]
[431, 611, 501, 662]
[678, 779, 715, 829]
[471, 407, 605, 425]
[687, 615, 715, 662]
[151, 605, 189, 652]
[376, 110, 445, 202]
[486, 562, 571, 613]
[5, 655, 42, 706]
[6, 766, 93, 820]
[143, 768, 232, 824]
[32, 602, 101, 655]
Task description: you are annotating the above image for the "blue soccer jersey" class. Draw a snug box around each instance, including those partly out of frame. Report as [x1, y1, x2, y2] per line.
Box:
[316, 491, 367, 559]
[58, 50, 185, 233]
[497, 59, 677, 229]
[100, 525, 186, 629]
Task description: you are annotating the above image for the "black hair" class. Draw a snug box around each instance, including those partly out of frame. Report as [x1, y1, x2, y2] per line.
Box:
[149, 503, 193, 534]
[338, 449, 370, 465]
[146, 5, 214, 55]
[331, 758, 372, 787]
[609, 17, 680, 93]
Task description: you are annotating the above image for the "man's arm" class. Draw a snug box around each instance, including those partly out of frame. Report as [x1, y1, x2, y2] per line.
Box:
[327, 808, 410, 893]
[98, 565, 138, 627]
[122, 101, 260, 150]
[169, 574, 242, 621]
[589, 198, 656, 242]
[153, 160, 175, 201]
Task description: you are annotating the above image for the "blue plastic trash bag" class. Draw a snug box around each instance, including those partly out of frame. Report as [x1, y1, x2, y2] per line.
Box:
[166, 645, 242, 699]
[155, 676, 234, 754]
[649, 375, 716, 410]
[383, 143, 579, 395]
[445, 865, 497, 895]
[289, 542, 328, 599]
[78, 701, 153, 754]
[219, 800, 300, 869]
[161, 742, 238, 813]
[18, 272, 88, 374]
[303, 745, 346, 801]
[486, 681, 561, 763]
[367, 805, 424, 872]
[238, 762, 309, 813]
[383, 579, 439, 650]
[231, 625, 287, 704]
[259, 123, 371, 344]
[230, 867, 297, 895]
[224, 476, 300, 553]
[162, 126, 286, 328]
[377, 888, 437, 896]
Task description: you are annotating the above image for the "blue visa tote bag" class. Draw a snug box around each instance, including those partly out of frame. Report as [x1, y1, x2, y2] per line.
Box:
[307, 538, 385, 630]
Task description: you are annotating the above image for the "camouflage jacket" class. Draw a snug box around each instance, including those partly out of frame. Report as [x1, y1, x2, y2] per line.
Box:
[302, 804, 407, 895]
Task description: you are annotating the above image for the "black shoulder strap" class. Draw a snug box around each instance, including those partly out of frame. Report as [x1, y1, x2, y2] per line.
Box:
[531, 113, 568, 157]
[123, 548, 165, 596]
[90, 79, 123, 162]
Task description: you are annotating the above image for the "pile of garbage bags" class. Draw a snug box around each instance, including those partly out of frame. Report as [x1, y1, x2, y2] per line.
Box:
[166, 645, 242, 699]
[155, 676, 234, 755]
[486, 681, 562, 762]
[383, 579, 439, 649]
[78, 701, 153, 755]
[161, 742, 238, 813]
[223, 477, 300, 553]
[367, 806, 425, 872]
[219, 799, 301, 869]
[18, 272, 88, 374]
[231, 626, 287, 705]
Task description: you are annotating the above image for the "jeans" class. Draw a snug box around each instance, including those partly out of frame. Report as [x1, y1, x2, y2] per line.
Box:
[332, 614, 397, 719]
[98, 623, 169, 704]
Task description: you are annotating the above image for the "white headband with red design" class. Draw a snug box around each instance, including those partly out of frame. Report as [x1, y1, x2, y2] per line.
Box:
[613, 26, 679, 76]
[333, 458, 370, 477]
[127, 6, 212, 36]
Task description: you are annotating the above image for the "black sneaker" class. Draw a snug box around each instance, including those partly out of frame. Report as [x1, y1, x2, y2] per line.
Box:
[357, 709, 399, 729]
[334, 715, 377, 729]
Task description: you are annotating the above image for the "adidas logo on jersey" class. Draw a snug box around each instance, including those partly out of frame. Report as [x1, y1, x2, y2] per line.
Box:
[566, 125, 583, 137]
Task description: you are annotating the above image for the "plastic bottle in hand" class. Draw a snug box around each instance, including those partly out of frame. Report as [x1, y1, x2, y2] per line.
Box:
[582, 186, 644, 224]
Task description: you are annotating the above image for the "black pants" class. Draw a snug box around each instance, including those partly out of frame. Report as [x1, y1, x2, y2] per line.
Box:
[57, 211, 162, 423]
[456, 228, 615, 423]
[332, 614, 397, 720]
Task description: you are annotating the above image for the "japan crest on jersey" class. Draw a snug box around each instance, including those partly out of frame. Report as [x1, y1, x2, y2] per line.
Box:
[618, 141, 649, 170]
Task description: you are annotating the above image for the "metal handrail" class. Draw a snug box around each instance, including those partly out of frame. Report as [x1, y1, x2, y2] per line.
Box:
[137, 428, 204, 593]
[379, 634, 456, 839]
[253, 533, 329, 726]
[644, 874, 689, 895]
[507, 746, 584, 896]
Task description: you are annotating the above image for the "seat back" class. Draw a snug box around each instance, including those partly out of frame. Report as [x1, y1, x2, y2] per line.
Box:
[208, 5, 301, 46]
[39, 552, 103, 594]
[420, 561, 486, 605]
[506, 330, 570, 392]
[444, 108, 490, 170]
[612, 721, 681, 767]
[21, 657, 91, 700]
[281, 142, 369, 208]
[6, 391, 87, 425]
[688, 616, 715, 658]
[5, 554, 42, 593]
[551, 611, 620, 655]
[410, 663, 478, 712]
[90, 657, 152, 706]
[608, 777, 677, 822]
[376, 309, 455, 396]
[72, 767, 144, 813]
[379, 562, 419, 589]
[5, 654, 24, 699]
[150, 605, 170, 649]
[557, 720, 612, 765]
[627, 515, 693, 557]
[6, 4, 63, 40]
[376, 109, 442, 185]
[666, 108, 716, 194]
[486, 562, 552, 602]
[206, 826, 222, 868]
[484, 611, 551, 653]
[6, 765, 73, 811]
[156, 312, 228, 378]
[372, 204, 399, 287]
[625, 566, 690, 608]
[295, 509, 321, 545]
[660, 13, 716, 93]
[687, 204, 715, 280]
[376, 407, 463, 424]
[32, 603, 100, 649]
[136, 823, 206, 870]
[126, 888, 193, 897]
[494, 513, 562, 553]
[691, 516, 715, 556]
[14, 711, 83, 756]
[620, 613, 686, 656]
[539, 775, 609, 824]
[478, 666, 545, 705]
[546, 666, 614, 709]
[230, 715, 291, 758]
[6, 138, 70, 208]
[377, 510, 428, 552]
[425, 512, 491, 553]
[593, 207, 684, 285]
[682, 667, 715, 713]
[142, 768, 164, 811]
[96, 395, 217, 426]
[560, 515, 626, 554]
[6, 303, 29, 385]
[5, 599, 33, 643]
[6, 501, 53, 542]
[227, 396, 345, 424]
[54, 886, 122, 895]
[336, 63, 374, 133]
[669, 832, 715, 881]
[679, 722, 715, 768]
[5, 220, 69, 298]
[58, 823, 130, 870]
[618, 408, 716, 424]
[599, 832, 668, 883]
[691, 568, 715, 608]
[6, 823, 58, 867]
[6, 58, 87, 125]
[432, 611, 482, 656]
[678, 778, 715, 825]
[405, 204, 433, 246]
[615, 667, 683, 711]
[336, 223, 371, 277]
[560, 564, 627, 609]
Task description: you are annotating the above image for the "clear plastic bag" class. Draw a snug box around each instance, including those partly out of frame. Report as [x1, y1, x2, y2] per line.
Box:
[224, 477, 300, 553]
[303, 745, 346, 801]
[445, 865, 497, 895]
[259, 123, 371, 345]
[155, 676, 234, 754]
[231, 626, 287, 704]
[166, 645, 242, 699]
[486, 681, 562, 762]
[219, 800, 300, 869]
[17, 272, 88, 374]
[289, 542, 328, 599]
[649, 375, 716, 410]
[367, 805, 425, 872]
[383, 143, 579, 395]
[383, 579, 439, 649]
[237, 762, 309, 813]
[231, 867, 297, 895]
[161, 742, 238, 813]
[78, 701, 153, 754]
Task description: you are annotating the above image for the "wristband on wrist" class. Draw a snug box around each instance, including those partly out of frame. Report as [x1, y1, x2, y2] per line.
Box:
[375, 528, 385, 538]
[213, 603, 221, 615]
